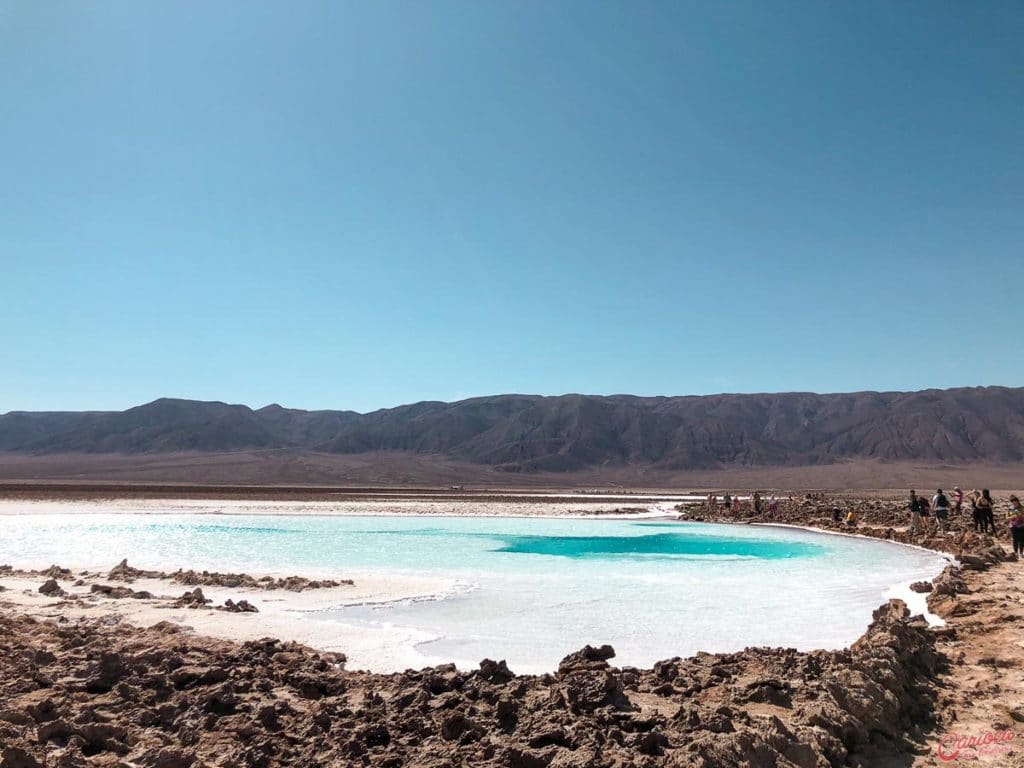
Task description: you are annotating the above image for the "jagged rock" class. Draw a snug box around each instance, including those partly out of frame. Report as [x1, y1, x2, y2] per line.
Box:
[0, 747, 43, 768]
[929, 567, 969, 602]
[909, 581, 933, 593]
[107, 559, 160, 582]
[558, 644, 616, 673]
[86, 652, 128, 693]
[358, 723, 390, 747]
[221, 599, 259, 613]
[39, 565, 72, 580]
[38, 579, 65, 597]
[0, 601, 947, 768]
[90, 583, 152, 600]
[171, 569, 353, 591]
[440, 710, 478, 741]
[174, 588, 211, 607]
[139, 747, 195, 768]
[479, 658, 515, 683]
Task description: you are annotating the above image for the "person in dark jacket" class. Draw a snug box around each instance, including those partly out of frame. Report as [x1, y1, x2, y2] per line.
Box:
[978, 489, 997, 534]
[908, 490, 923, 534]
[932, 489, 950, 534]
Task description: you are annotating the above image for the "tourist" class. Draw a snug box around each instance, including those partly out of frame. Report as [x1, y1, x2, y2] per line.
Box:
[919, 493, 932, 533]
[768, 495, 778, 515]
[831, 507, 842, 523]
[908, 491, 922, 534]
[1008, 496, 1024, 556]
[845, 509, 858, 527]
[753, 492, 762, 514]
[969, 490, 984, 532]
[723, 493, 732, 512]
[932, 489, 950, 534]
[977, 489, 996, 535]
[707, 492, 716, 514]
[952, 486, 964, 515]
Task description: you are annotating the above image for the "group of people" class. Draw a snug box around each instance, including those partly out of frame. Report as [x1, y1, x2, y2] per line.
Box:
[709, 492, 779, 516]
[703, 487, 1024, 557]
[907, 487, 1024, 554]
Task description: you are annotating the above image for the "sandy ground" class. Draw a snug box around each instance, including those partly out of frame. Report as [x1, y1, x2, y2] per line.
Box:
[913, 562, 1024, 766]
[3, 450, 1023, 490]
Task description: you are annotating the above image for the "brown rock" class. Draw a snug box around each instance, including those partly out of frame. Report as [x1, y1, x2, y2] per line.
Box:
[478, 658, 514, 683]
[558, 644, 616, 673]
[0, 747, 43, 768]
[38, 579, 65, 597]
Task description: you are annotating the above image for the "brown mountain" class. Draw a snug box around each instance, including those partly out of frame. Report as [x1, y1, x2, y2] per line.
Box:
[2, 387, 1023, 472]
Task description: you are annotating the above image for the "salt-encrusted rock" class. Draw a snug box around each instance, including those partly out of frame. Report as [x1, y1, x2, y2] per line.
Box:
[171, 570, 353, 591]
[221, 599, 258, 613]
[90, 583, 152, 599]
[39, 565, 73, 580]
[928, 566, 970, 610]
[107, 559, 160, 582]
[174, 588, 210, 608]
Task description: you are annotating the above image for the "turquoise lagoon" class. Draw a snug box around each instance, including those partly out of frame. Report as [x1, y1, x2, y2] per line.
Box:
[0, 512, 949, 672]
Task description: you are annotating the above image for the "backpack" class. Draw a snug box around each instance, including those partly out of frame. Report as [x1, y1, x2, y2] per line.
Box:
[935, 493, 948, 508]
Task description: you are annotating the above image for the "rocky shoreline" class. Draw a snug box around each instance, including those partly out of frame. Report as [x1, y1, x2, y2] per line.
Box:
[0, 497, 1021, 767]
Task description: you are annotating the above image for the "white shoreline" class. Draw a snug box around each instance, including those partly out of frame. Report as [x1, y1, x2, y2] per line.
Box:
[0, 569, 459, 672]
[0, 497, 689, 519]
[685, 519, 953, 626]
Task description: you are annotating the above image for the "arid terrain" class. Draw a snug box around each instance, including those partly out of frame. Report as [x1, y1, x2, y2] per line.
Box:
[1, 452, 1023, 492]
[0, 489, 1021, 767]
[5, 386, 1024, 491]
[4, 387, 1024, 477]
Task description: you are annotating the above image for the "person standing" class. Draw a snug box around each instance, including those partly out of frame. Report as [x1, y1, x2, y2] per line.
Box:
[753, 492, 762, 514]
[952, 487, 964, 515]
[919, 493, 932, 533]
[768, 495, 778, 515]
[977, 489, 996, 535]
[908, 490, 922, 534]
[969, 490, 983, 532]
[1008, 495, 1024, 557]
[723, 493, 732, 512]
[932, 489, 950, 534]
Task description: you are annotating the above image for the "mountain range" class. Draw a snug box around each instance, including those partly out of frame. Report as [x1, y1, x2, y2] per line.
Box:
[3, 387, 1024, 472]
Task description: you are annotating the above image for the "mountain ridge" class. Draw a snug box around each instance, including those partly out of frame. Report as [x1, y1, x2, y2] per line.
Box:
[3, 387, 1023, 472]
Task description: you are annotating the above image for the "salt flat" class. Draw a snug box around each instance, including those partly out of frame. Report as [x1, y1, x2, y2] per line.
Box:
[0, 498, 949, 672]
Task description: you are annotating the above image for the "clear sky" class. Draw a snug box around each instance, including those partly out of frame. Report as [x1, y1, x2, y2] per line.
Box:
[1, 1, 1022, 413]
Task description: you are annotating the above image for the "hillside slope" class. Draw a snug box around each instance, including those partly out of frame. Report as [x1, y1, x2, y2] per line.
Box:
[2, 387, 1023, 471]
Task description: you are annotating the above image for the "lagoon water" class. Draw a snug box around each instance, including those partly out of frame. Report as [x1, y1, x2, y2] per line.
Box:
[0, 510, 949, 672]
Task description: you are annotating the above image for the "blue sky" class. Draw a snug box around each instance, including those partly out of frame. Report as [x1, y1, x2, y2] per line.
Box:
[1, 1, 1022, 413]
